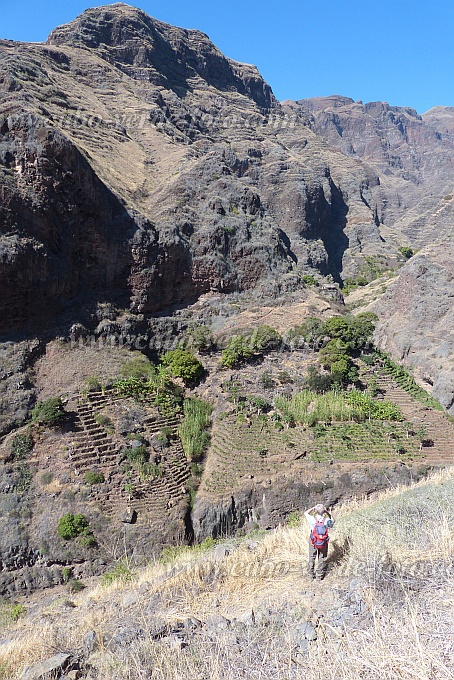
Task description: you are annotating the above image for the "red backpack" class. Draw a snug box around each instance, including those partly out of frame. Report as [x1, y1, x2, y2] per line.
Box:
[310, 518, 329, 550]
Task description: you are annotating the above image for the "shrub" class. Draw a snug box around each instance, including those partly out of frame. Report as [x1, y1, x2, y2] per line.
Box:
[221, 326, 281, 367]
[287, 512, 301, 527]
[260, 370, 275, 389]
[15, 463, 33, 493]
[221, 335, 254, 368]
[101, 561, 134, 586]
[160, 349, 204, 384]
[0, 602, 26, 627]
[302, 274, 318, 286]
[319, 339, 350, 369]
[84, 376, 102, 392]
[330, 358, 350, 384]
[124, 445, 149, 465]
[139, 462, 163, 481]
[304, 365, 332, 393]
[324, 313, 377, 349]
[250, 325, 282, 352]
[247, 396, 271, 414]
[68, 579, 86, 593]
[61, 566, 73, 583]
[85, 470, 105, 485]
[94, 414, 112, 428]
[286, 317, 325, 350]
[32, 397, 65, 426]
[124, 483, 136, 498]
[10, 433, 34, 461]
[398, 246, 414, 259]
[78, 533, 97, 549]
[57, 514, 90, 540]
[183, 324, 215, 352]
[40, 471, 53, 485]
[120, 356, 156, 380]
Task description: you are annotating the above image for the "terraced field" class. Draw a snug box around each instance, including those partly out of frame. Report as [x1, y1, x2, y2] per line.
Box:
[201, 371, 453, 497]
[65, 388, 191, 525]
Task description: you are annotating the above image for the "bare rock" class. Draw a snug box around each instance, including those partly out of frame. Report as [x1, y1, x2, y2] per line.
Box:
[21, 653, 71, 680]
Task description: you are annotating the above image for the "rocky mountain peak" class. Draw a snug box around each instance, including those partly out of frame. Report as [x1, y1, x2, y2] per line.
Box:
[46, 3, 276, 109]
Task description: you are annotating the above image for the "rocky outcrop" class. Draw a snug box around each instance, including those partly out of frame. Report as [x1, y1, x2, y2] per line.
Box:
[423, 106, 454, 135]
[192, 464, 432, 541]
[47, 3, 276, 111]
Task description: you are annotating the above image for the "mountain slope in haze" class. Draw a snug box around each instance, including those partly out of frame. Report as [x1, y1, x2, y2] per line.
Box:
[289, 95, 454, 250]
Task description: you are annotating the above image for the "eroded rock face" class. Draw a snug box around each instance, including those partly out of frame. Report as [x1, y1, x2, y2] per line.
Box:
[47, 4, 276, 111]
[0, 3, 390, 342]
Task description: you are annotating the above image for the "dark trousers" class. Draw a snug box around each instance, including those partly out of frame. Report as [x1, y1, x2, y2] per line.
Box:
[308, 539, 328, 579]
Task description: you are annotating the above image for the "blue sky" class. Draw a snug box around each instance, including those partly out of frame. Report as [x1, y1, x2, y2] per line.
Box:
[2, 0, 453, 113]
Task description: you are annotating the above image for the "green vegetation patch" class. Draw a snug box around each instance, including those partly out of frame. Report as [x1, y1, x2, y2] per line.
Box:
[32, 396, 65, 426]
[161, 349, 204, 384]
[10, 432, 34, 461]
[179, 398, 213, 461]
[85, 470, 105, 485]
[57, 514, 94, 545]
[221, 325, 282, 368]
[309, 421, 422, 462]
[274, 388, 402, 427]
[0, 601, 26, 628]
[102, 560, 134, 587]
[114, 369, 184, 417]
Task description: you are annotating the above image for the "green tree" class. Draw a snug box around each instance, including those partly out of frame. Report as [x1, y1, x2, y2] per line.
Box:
[250, 325, 282, 352]
[221, 335, 254, 367]
[160, 349, 204, 384]
[319, 339, 350, 369]
[304, 365, 332, 393]
[323, 316, 350, 340]
[57, 514, 90, 540]
[183, 324, 215, 352]
[288, 317, 326, 350]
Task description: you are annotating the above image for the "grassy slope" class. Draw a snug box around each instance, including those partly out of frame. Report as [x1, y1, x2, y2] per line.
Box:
[1, 467, 452, 679]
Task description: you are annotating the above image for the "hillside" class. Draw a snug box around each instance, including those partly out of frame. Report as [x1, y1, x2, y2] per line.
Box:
[0, 467, 452, 679]
[1, 312, 453, 600]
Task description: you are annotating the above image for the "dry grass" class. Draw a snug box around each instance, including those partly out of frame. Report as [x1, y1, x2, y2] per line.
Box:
[1, 467, 452, 679]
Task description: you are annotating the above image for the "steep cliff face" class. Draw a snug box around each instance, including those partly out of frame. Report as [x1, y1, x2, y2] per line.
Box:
[291, 96, 454, 249]
[0, 3, 388, 342]
[47, 3, 276, 111]
[192, 465, 432, 541]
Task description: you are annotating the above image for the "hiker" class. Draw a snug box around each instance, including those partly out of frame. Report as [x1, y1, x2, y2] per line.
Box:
[304, 503, 334, 580]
